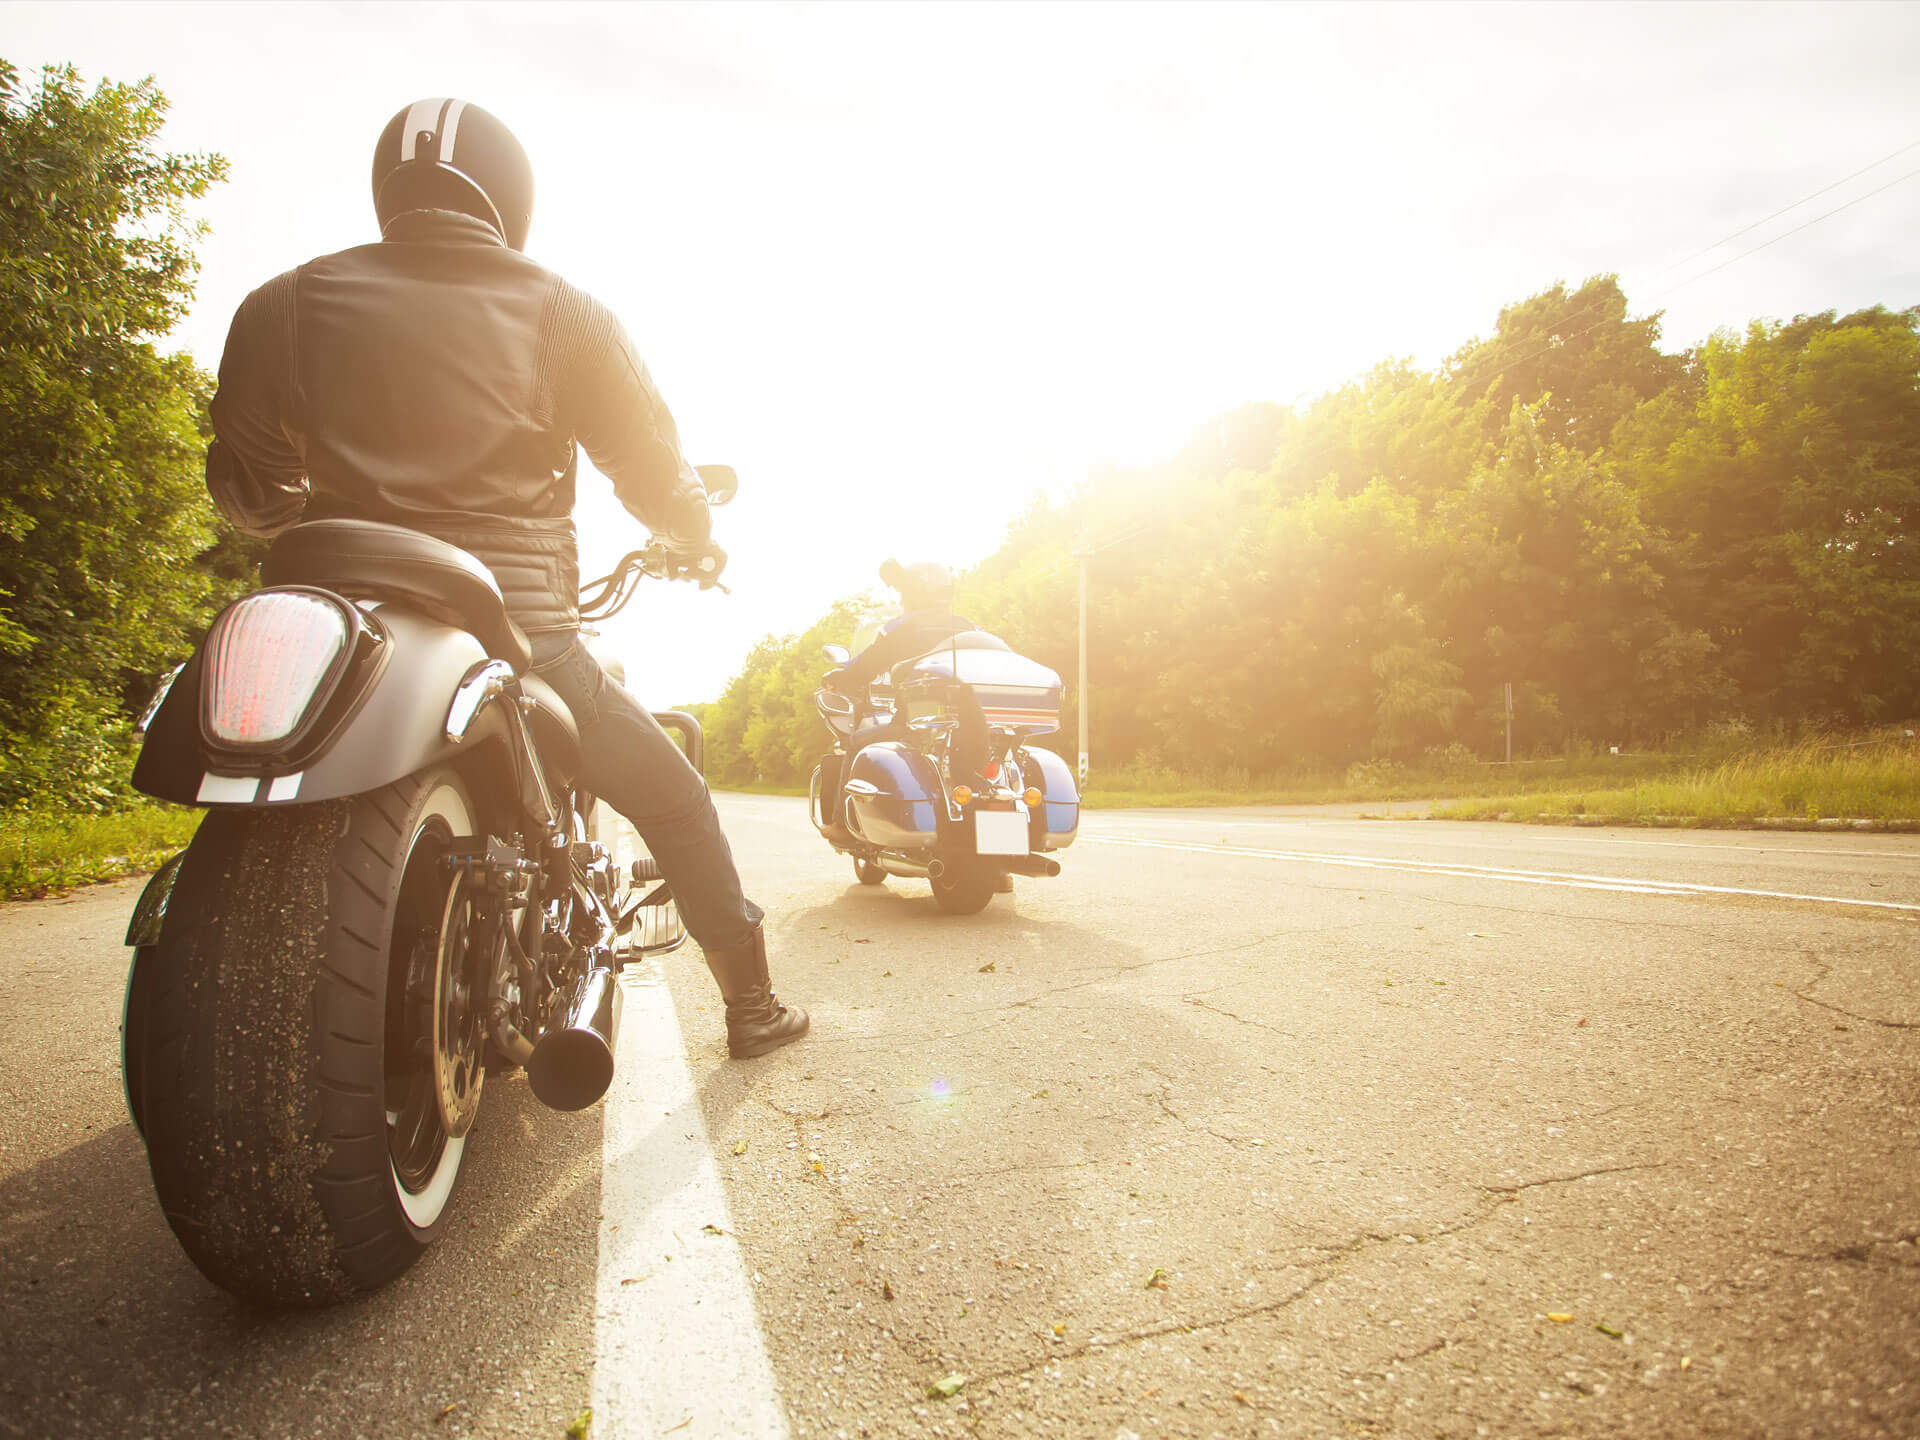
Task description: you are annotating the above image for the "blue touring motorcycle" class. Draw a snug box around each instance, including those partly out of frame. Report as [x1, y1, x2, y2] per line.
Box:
[809, 630, 1080, 913]
[117, 470, 735, 1306]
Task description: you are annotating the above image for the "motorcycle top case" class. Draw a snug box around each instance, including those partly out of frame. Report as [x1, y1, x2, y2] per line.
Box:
[894, 645, 1062, 735]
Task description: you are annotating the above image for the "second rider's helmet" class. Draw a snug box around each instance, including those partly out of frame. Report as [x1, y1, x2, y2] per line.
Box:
[371, 98, 534, 250]
[879, 559, 957, 614]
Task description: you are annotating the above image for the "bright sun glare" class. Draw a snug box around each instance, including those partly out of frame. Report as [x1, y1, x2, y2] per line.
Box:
[7, 1, 1918, 700]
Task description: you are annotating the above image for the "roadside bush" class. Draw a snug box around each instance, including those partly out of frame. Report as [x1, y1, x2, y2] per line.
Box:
[0, 699, 138, 815]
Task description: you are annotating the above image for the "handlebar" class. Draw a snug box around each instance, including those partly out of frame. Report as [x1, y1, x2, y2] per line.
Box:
[578, 540, 728, 622]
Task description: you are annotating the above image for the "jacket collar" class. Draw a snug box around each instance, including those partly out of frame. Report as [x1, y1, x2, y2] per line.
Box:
[380, 208, 508, 248]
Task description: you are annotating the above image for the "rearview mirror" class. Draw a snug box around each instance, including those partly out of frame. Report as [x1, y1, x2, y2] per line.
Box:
[822, 643, 850, 665]
[696, 464, 737, 506]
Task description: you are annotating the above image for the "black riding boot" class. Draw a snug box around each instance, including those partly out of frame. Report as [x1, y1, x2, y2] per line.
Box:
[703, 925, 809, 1058]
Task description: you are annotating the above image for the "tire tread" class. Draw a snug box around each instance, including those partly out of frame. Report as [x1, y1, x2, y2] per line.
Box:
[132, 771, 481, 1307]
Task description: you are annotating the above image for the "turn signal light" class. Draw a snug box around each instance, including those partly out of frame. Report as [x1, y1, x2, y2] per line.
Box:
[951, 786, 974, 806]
[1024, 788, 1043, 806]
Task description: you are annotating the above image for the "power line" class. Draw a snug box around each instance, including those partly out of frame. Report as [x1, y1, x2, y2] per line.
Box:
[1650, 136, 1920, 282]
[1450, 136, 1920, 394]
[1656, 162, 1920, 295]
[1451, 159, 1920, 399]
[1040, 136, 1920, 580]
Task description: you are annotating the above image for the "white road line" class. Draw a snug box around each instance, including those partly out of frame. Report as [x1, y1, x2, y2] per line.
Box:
[1097, 815, 1920, 860]
[1084, 835, 1920, 914]
[592, 962, 790, 1440]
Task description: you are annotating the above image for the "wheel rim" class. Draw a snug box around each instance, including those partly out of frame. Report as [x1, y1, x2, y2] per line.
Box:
[385, 781, 476, 1230]
[430, 879, 487, 1139]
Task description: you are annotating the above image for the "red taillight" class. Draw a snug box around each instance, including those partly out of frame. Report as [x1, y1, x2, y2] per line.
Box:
[982, 759, 1000, 781]
[202, 592, 349, 747]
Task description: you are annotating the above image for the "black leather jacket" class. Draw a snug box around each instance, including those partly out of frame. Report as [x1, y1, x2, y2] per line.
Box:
[205, 208, 711, 634]
[833, 610, 979, 695]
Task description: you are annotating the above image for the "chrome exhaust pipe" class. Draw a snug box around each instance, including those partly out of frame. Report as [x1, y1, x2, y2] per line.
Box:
[488, 999, 535, 1067]
[527, 951, 621, 1111]
[877, 854, 947, 881]
[1001, 854, 1062, 878]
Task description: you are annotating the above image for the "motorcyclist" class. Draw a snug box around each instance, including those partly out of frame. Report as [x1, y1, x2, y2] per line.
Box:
[830, 560, 991, 775]
[203, 97, 805, 1059]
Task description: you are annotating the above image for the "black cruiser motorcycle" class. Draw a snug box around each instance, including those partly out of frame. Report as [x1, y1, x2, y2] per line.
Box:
[119, 471, 735, 1306]
[808, 630, 1079, 914]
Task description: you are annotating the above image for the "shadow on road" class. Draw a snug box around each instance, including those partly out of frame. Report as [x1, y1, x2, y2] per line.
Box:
[0, 1074, 603, 1440]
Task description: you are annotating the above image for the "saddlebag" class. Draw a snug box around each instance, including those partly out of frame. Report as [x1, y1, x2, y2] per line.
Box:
[845, 742, 945, 850]
[1020, 744, 1080, 851]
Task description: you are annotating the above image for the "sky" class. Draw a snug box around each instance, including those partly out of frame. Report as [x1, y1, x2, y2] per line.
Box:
[8, 0, 1920, 704]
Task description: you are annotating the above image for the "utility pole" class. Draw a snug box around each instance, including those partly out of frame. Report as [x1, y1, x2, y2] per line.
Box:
[1504, 681, 1514, 765]
[1076, 548, 1092, 788]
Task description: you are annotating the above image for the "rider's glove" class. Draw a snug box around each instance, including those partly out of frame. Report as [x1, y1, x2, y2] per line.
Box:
[690, 542, 727, 588]
[653, 539, 728, 588]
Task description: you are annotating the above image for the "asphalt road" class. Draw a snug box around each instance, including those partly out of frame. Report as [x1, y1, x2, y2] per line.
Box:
[3, 797, 1916, 1439]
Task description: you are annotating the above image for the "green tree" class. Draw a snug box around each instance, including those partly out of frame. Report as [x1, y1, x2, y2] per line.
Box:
[702, 598, 873, 786]
[1623, 307, 1920, 726]
[0, 60, 232, 806]
[1448, 275, 1683, 453]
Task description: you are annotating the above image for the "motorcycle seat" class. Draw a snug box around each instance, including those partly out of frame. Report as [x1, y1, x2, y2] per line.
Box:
[263, 519, 533, 672]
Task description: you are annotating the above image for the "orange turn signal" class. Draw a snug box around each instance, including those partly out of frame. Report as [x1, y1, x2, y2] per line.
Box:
[951, 786, 974, 806]
[1023, 788, 1043, 806]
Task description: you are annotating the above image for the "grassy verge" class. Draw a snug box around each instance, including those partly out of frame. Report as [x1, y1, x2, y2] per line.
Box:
[1427, 741, 1920, 828]
[714, 736, 1920, 830]
[1, 804, 202, 901]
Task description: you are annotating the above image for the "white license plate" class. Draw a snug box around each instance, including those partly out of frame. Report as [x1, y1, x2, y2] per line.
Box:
[973, 808, 1029, 856]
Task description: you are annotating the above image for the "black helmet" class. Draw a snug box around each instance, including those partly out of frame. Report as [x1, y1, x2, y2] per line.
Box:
[372, 98, 534, 250]
[879, 559, 955, 613]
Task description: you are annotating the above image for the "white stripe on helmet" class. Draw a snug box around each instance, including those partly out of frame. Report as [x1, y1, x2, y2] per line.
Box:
[398, 97, 447, 162]
[438, 99, 467, 163]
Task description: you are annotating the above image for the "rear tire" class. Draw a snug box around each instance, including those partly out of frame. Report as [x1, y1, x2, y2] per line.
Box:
[135, 768, 484, 1306]
[931, 858, 997, 915]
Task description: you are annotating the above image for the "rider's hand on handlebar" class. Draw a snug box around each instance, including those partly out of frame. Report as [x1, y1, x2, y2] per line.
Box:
[648, 538, 729, 589]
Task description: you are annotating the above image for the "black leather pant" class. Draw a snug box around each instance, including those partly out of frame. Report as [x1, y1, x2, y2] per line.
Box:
[531, 633, 763, 952]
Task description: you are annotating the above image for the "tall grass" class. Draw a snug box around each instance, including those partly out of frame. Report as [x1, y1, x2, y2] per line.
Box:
[1428, 737, 1920, 827]
[716, 732, 1920, 827]
[0, 804, 202, 901]
[1077, 746, 1688, 810]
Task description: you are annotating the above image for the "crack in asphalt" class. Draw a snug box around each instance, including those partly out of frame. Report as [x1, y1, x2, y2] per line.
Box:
[1180, 995, 1296, 1037]
[947, 1159, 1097, 1185]
[1791, 990, 1920, 1029]
[1767, 1232, 1920, 1265]
[942, 1158, 1663, 1399]
[1542, 1098, 1645, 1127]
[1138, 1063, 1264, 1151]
[1790, 955, 1919, 1030]
[999, 928, 1309, 1012]
[955, 1271, 1336, 1391]
[1481, 1162, 1659, 1195]
[1350, 1333, 1453, 1380]
[1297, 1163, 1662, 1261]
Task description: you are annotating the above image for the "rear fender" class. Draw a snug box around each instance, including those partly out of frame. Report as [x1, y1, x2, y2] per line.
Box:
[1018, 746, 1080, 851]
[132, 604, 515, 808]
